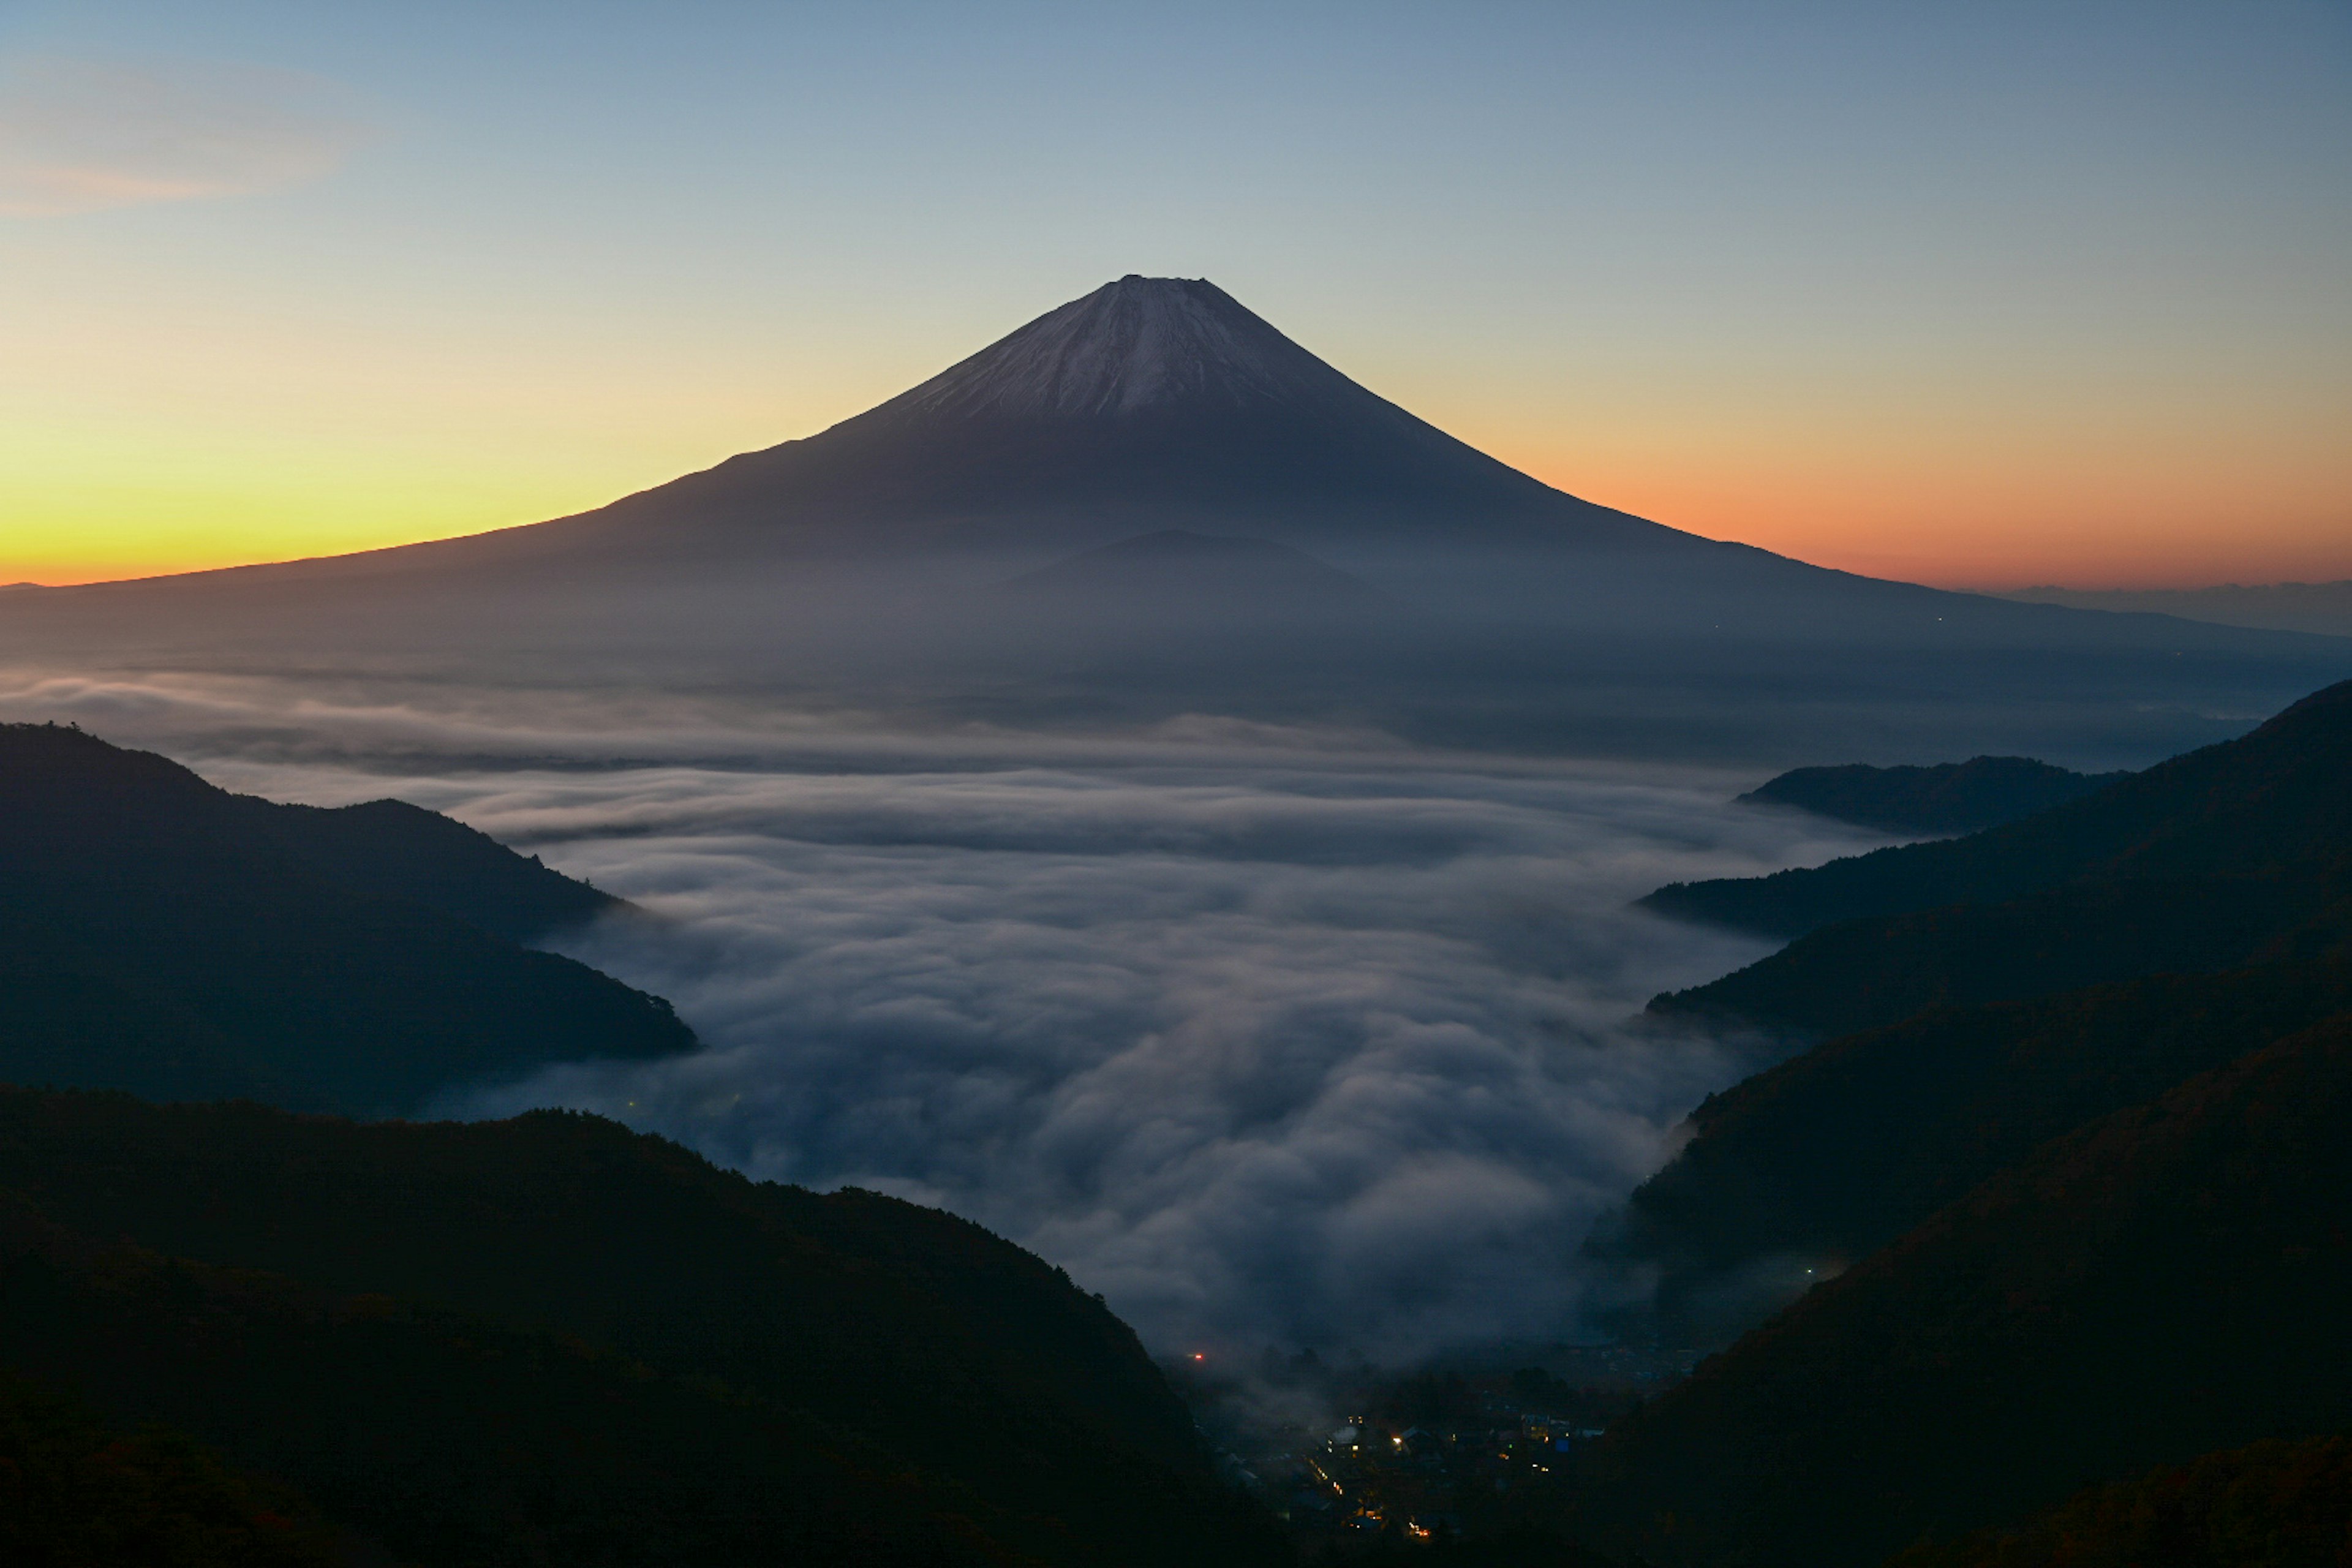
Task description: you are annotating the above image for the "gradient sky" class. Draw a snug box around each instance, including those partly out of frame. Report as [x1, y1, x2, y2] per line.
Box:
[3, 0, 2347, 590]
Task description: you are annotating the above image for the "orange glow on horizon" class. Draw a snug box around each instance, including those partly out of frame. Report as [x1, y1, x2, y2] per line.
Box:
[1509, 447, 2352, 593]
[6, 348, 2346, 592]
[9, 434, 2348, 592]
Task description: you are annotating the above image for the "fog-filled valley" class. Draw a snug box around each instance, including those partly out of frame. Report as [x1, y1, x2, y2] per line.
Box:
[0, 662, 1886, 1362]
[6, 270, 2351, 1566]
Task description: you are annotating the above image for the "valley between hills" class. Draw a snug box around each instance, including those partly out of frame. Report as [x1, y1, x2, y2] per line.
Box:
[4, 277, 2350, 1566]
[4, 673, 2350, 1566]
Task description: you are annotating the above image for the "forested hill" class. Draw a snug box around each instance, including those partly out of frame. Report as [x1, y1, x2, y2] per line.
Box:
[0, 722, 612, 940]
[1887, 1434, 2352, 1568]
[1735, 755, 2127, 834]
[1608, 677, 2352, 1324]
[1645, 677, 2352, 942]
[0, 1088, 1286, 1567]
[1642, 679, 2352, 1038]
[1577, 1015, 2352, 1568]
[1593, 956, 2352, 1346]
[1565, 676, 2352, 1564]
[0, 722, 691, 1114]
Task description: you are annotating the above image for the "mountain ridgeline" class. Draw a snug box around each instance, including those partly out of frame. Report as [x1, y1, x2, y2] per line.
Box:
[2005, 578, 2352, 638]
[1736, 755, 2130, 834]
[0, 722, 690, 1115]
[4, 276, 2345, 763]
[1564, 676, 2352, 1566]
[1642, 680, 2352, 1035]
[0, 1091, 1284, 1567]
[1580, 1015, 2352, 1568]
[0, 722, 1288, 1565]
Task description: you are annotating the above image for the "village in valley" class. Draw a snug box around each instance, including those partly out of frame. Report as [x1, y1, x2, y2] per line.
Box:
[1174, 1346, 1703, 1549]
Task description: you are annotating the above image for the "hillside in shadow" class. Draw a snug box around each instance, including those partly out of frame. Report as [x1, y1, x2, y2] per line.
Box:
[0, 1090, 1287, 1567]
[0, 722, 690, 1114]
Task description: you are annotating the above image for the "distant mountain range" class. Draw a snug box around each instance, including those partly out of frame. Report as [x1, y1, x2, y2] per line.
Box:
[2005, 579, 2352, 639]
[4, 276, 2345, 763]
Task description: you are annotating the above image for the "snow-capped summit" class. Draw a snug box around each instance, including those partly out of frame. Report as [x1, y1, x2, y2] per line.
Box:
[875, 275, 1365, 422]
[699, 271, 1599, 539]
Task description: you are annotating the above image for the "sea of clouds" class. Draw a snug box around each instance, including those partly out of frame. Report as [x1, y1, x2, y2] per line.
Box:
[0, 665, 1887, 1362]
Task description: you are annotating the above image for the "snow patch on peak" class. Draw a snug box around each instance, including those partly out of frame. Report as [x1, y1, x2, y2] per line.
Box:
[884, 276, 1367, 423]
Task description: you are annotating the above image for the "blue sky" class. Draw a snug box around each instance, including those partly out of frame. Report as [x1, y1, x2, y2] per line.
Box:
[4, 0, 2347, 586]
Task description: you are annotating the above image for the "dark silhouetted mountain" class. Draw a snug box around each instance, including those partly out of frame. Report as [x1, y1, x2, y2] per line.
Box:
[1604, 679, 2352, 1340]
[1641, 679, 2352, 1036]
[1576, 1016, 2352, 1568]
[0, 722, 690, 1114]
[4, 278, 2344, 766]
[1736, 755, 2128, 834]
[2006, 578, 2352, 639]
[1653, 874, 2346, 1041]
[1885, 1434, 2352, 1568]
[1592, 957, 2352, 1345]
[0, 1213, 1007, 1567]
[0, 1088, 1286, 1567]
[1558, 678, 2352, 1561]
[1648, 679, 2352, 940]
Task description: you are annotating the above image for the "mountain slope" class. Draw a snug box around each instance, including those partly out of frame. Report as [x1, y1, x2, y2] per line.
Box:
[1888, 1434, 2352, 1568]
[1646, 678, 2352, 942]
[0, 1207, 1009, 1568]
[1640, 679, 2352, 1038]
[6, 277, 2343, 766]
[2006, 579, 2352, 638]
[1567, 679, 2352, 1559]
[0, 1088, 1287, 1567]
[1736, 755, 2130, 834]
[992, 529, 1391, 630]
[0, 1365, 341, 1567]
[0, 723, 690, 1114]
[1577, 1015, 2352, 1568]
[1593, 956, 2352, 1343]
[0, 277, 2332, 647]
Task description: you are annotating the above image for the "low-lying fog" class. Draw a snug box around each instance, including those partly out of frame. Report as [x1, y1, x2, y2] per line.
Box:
[2, 665, 1893, 1362]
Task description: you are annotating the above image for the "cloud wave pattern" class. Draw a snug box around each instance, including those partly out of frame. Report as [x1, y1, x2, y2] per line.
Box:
[0, 666, 1879, 1360]
[411, 762, 1857, 1360]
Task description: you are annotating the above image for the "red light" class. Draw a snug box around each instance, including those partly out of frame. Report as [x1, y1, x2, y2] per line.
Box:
[1191, 1352, 1205, 1360]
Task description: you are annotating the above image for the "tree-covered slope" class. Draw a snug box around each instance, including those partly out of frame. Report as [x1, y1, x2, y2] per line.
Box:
[1736, 756, 2127, 835]
[0, 1200, 1044, 1566]
[0, 1365, 342, 1567]
[0, 722, 612, 940]
[0, 1088, 1285, 1568]
[0, 723, 690, 1114]
[1643, 679, 2352, 1038]
[1654, 875, 2347, 1039]
[1885, 1434, 2352, 1568]
[1644, 677, 2352, 941]
[1592, 957, 2352, 1343]
[1576, 1016, 2352, 1568]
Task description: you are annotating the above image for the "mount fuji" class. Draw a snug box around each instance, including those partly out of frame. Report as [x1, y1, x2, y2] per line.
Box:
[6, 276, 2346, 761]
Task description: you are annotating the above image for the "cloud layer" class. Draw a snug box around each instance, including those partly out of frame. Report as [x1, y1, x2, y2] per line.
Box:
[0, 58, 366, 217]
[0, 665, 1880, 1360]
